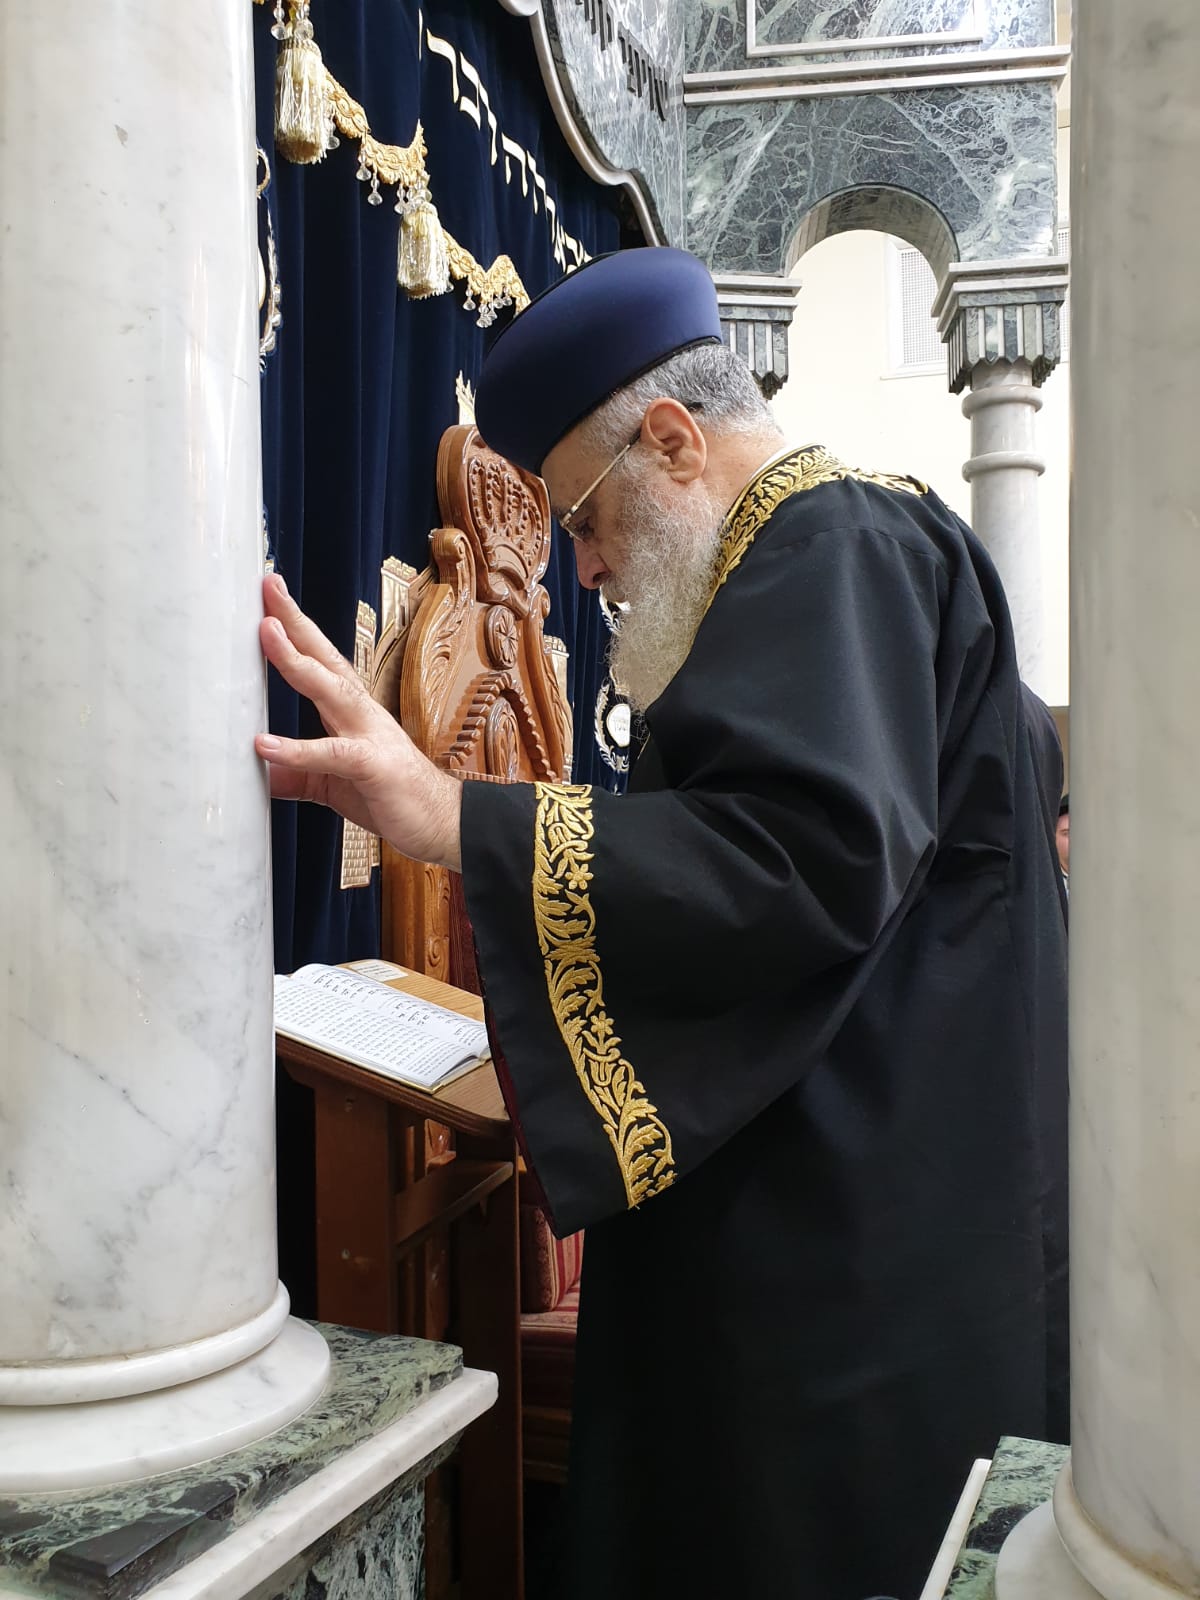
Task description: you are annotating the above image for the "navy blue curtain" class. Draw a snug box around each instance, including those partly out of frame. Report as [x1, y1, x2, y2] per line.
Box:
[255, 0, 626, 1312]
[255, 0, 624, 979]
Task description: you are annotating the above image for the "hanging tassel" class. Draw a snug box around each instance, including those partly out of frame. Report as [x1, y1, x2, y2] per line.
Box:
[274, 9, 330, 165]
[397, 192, 451, 300]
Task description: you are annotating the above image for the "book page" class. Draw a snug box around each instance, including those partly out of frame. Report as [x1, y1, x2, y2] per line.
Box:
[274, 977, 477, 1089]
[290, 964, 489, 1057]
[346, 958, 411, 983]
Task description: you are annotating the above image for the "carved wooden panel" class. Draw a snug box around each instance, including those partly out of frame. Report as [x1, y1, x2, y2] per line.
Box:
[341, 600, 384, 889]
[336, 455, 562, 1599]
[542, 633, 574, 780]
[395, 429, 567, 795]
[438, 425, 551, 620]
[372, 426, 571, 979]
[377, 429, 571, 986]
[370, 429, 573, 1510]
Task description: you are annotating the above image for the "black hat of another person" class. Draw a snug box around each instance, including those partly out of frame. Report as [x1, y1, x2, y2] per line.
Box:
[473, 247, 724, 476]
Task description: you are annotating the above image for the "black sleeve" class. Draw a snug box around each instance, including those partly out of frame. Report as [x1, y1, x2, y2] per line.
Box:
[461, 516, 951, 1235]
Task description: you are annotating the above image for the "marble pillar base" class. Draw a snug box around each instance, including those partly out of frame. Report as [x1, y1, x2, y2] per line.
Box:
[0, 1321, 331, 1495]
[0, 1288, 295, 1408]
[940, 1436, 1068, 1598]
[996, 1466, 1195, 1600]
[994, 1504, 1100, 1599]
[0, 1325, 496, 1600]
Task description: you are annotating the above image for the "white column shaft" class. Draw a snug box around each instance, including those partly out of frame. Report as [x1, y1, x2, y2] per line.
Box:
[961, 360, 1046, 688]
[0, 3, 280, 1387]
[1066, 0, 1200, 1591]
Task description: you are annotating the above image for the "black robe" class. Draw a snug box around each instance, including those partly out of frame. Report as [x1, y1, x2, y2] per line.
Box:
[1021, 682, 1069, 928]
[462, 446, 1068, 1600]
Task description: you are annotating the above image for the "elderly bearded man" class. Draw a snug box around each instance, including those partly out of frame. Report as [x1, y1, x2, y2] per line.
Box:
[257, 249, 1068, 1599]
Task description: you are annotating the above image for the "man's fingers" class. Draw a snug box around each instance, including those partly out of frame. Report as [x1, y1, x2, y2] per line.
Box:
[265, 763, 316, 803]
[256, 729, 372, 781]
[261, 748, 380, 834]
[262, 574, 359, 686]
[260, 616, 370, 730]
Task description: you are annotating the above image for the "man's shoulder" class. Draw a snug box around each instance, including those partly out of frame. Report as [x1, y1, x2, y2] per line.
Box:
[750, 446, 967, 569]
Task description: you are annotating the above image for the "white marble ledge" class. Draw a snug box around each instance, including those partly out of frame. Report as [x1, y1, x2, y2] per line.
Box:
[132, 1368, 495, 1600]
[919, 1457, 992, 1599]
[0, 1367, 495, 1600]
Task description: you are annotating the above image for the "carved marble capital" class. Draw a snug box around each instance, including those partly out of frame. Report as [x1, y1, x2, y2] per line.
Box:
[933, 255, 1070, 394]
[714, 272, 802, 398]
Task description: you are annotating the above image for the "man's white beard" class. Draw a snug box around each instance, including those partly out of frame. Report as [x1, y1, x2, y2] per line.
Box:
[604, 467, 726, 714]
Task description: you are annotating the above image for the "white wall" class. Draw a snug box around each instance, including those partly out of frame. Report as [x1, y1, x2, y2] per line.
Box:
[771, 190, 1071, 707]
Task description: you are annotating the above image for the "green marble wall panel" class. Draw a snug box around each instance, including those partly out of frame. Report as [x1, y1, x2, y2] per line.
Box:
[684, 0, 1062, 283]
[248, 1480, 427, 1600]
[539, 0, 688, 243]
[688, 80, 1060, 273]
[689, 0, 1055, 73]
[944, 1435, 1068, 1598]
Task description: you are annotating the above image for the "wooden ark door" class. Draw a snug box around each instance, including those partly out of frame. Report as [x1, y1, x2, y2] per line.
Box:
[369, 425, 573, 1600]
[375, 423, 571, 985]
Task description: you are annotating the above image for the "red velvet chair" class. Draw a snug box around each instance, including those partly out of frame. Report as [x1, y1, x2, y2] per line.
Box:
[518, 1185, 583, 1484]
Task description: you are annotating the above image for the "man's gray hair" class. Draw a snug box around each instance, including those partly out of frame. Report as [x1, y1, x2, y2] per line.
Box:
[579, 342, 781, 456]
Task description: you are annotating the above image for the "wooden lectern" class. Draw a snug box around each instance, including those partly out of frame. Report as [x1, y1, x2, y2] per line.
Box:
[277, 425, 573, 1600]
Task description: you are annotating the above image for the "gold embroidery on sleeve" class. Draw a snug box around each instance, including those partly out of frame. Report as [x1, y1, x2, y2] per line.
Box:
[532, 783, 676, 1208]
[708, 445, 928, 605]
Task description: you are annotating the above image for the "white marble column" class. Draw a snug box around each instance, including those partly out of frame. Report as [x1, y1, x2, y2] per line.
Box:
[0, 2, 328, 1489]
[961, 359, 1046, 686]
[934, 257, 1068, 695]
[995, 0, 1200, 1594]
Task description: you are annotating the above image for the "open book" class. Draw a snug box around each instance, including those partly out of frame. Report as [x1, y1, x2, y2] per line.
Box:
[273, 963, 490, 1091]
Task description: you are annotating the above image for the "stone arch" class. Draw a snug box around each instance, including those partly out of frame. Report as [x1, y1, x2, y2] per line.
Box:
[786, 184, 959, 283]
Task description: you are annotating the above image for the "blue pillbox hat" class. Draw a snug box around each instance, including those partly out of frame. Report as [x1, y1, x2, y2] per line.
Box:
[474, 247, 723, 475]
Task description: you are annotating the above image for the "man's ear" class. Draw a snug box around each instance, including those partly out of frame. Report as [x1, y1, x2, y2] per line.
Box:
[639, 397, 707, 484]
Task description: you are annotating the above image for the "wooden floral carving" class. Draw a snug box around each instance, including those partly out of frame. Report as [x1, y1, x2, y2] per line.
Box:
[381, 425, 572, 983]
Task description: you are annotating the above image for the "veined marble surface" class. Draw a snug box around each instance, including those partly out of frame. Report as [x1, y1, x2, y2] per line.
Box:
[687, 80, 1059, 275]
[960, 362, 1046, 687]
[688, 0, 1055, 73]
[943, 1436, 1067, 1598]
[0, 1321, 331, 1496]
[1065, 0, 1200, 1588]
[249, 1481, 424, 1600]
[0, 1327, 464, 1600]
[0, 0, 278, 1379]
[540, 0, 687, 244]
[144, 1370, 494, 1600]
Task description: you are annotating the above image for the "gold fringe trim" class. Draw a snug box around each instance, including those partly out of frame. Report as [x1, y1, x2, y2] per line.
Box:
[445, 235, 530, 318]
[532, 783, 676, 1209]
[398, 198, 452, 299]
[325, 76, 430, 191]
[708, 445, 928, 604]
[267, 11, 531, 320]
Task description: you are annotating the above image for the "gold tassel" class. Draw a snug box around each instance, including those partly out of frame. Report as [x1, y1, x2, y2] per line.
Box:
[274, 13, 330, 165]
[397, 194, 451, 300]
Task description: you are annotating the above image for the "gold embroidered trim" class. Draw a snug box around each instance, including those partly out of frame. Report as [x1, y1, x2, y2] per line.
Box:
[532, 783, 676, 1208]
[708, 445, 928, 604]
[264, 2, 532, 321]
[444, 235, 531, 314]
[325, 80, 430, 190]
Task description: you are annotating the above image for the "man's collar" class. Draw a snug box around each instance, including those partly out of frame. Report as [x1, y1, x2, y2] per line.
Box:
[719, 441, 820, 526]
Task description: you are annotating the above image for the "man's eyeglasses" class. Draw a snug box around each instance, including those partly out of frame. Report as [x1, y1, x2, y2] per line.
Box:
[557, 435, 638, 542]
[556, 401, 706, 542]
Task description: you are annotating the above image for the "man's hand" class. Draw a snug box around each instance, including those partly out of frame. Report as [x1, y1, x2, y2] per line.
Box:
[255, 573, 463, 873]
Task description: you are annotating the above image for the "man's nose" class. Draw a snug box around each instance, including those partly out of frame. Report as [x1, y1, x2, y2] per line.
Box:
[573, 542, 610, 591]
